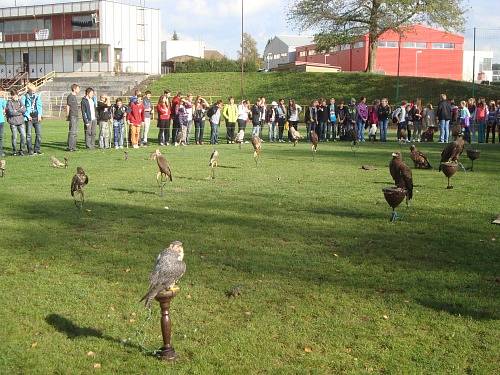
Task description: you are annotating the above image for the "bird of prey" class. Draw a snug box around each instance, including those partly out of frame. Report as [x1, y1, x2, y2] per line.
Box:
[289, 126, 302, 147]
[51, 156, 68, 168]
[310, 130, 319, 160]
[439, 135, 465, 171]
[209, 150, 219, 179]
[151, 149, 172, 196]
[140, 241, 186, 308]
[235, 130, 245, 149]
[124, 151, 128, 161]
[409, 145, 432, 169]
[0, 159, 5, 177]
[389, 152, 413, 207]
[251, 136, 262, 166]
[71, 167, 88, 208]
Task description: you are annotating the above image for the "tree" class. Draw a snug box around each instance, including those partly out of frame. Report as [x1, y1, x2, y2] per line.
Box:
[288, 0, 466, 72]
[237, 32, 261, 68]
[172, 31, 179, 41]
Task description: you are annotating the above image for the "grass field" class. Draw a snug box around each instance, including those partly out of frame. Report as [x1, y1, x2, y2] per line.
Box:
[0, 121, 499, 374]
[148, 72, 500, 106]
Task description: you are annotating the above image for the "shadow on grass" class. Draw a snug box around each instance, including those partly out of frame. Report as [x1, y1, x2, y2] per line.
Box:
[110, 187, 157, 196]
[416, 299, 499, 320]
[45, 313, 148, 353]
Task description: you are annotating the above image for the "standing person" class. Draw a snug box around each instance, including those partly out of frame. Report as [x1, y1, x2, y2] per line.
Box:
[393, 101, 407, 142]
[467, 98, 477, 143]
[128, 94, 145, 148]
[497, 100, 500, 144]
[81, 87, 97, 149]
[377, 98, 391, 142]
[327, 98, 337, 141]
[96, 95, 112, 149]
[193, 96, 208, 145]
[259, 97, 267, 139]
[475, 98, 487, 143]
[184, 94, 194, 145]
[276, 98, 287, 143]
[267, 101, 278, 143]
[209, 100, 223, 145]
[66, 84, 80, 152]
[6, 89, 27, 156]
[156, 95, 171, 146]
[304, 100, 318, 140]
[237, 100, 250, 140]
[251, 98, 262, 137]
[367, 99, 379, 141]
[356, 97, 368, 142]
[0, 89, 7, 157]
[337, 101, 350, 139]
[486, 100, 497, 144]
[112, 98, 127, 149]
[287, 99, 301, 142]
[141, 90, 152, 146]
[459, 100, 471, 143]
[317, 99, 329, 141]
[423, 103, 436, 129]
[347, 98, 357, 137]
[411, 99, 423, 142]
[437, 94, 452, 143]
[176, 98, 190, 146]
[222, 96, 238, 144]
[170, 92, 182, 145]
[21, 83, 43, 155]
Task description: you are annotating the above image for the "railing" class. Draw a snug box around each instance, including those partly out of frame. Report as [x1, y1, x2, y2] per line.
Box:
[1, 71, 29, 91]
[18, 71, 56, 95]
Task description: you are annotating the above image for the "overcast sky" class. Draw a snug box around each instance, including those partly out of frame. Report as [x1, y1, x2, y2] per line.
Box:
[1, 0, 499, 61]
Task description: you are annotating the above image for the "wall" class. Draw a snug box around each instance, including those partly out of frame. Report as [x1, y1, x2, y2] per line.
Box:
[161, 40, 206, 61]
[263, 38, 289, 70]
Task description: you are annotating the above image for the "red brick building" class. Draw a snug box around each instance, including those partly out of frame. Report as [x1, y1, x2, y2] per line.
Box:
[295, 25, 464, 80]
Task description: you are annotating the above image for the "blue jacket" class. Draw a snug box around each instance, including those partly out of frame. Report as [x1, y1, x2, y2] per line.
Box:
[21, 93, 43, 120]
[0, 98, 6, 123]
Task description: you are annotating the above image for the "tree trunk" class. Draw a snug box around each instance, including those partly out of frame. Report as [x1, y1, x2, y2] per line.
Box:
[366, 35, 377, 73]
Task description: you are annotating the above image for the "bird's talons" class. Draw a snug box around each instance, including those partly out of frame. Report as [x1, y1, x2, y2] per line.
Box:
[390, 211, 399, 222]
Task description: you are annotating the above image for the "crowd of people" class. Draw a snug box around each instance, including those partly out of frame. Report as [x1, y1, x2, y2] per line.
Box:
[1, 84, 500, 157]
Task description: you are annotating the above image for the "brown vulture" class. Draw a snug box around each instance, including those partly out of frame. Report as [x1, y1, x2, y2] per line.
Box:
[389, 152, 413, 206]
[310, 130, 319, 159]
[251, 136, 262, 165]
[71, 167, 88, 208]
[209, 150, 219, 179]
[439, 135, 465, 171]
[151, 149, 172, 196]
[409, 145, 432, 169]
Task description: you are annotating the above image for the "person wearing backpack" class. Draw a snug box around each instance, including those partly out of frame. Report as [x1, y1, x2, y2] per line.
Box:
[393, 101, 406, 141]
[475, 98, 488, 143]
[6, 89, 27, 156]
[436, 93, 452, 143]
[21, 83, 43, 155]
[377, 98, 391, 142]
[208, 100, 223, 145]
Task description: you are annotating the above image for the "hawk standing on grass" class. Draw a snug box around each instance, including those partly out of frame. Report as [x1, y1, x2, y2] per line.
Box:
[70, 167, 88, 207]
[140, 241, 186, 308]
[209, 150, 219, 179]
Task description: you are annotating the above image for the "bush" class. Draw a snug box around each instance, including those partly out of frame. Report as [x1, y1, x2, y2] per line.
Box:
[174, 58, 259, 73]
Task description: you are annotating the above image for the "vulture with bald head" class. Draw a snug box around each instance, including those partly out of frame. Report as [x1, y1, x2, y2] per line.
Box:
[389, 152, 413, 206]
[439, 135, 465, 171]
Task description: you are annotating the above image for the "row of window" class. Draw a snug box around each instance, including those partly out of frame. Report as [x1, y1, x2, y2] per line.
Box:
[267, 52, 288, 61]
[378, 41, 455, 49]
[0, 46, 109, 65]
[74, 46, 108, 63]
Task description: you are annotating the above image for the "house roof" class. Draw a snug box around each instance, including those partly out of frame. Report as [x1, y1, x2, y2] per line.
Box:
[274, 35, 314, 47]
[204, 50, 225, 60]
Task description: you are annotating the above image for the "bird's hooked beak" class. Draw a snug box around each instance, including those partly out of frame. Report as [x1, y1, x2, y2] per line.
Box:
[391, 152, 398, 157]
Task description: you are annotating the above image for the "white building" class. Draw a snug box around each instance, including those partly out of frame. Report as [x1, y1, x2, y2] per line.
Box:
[161, 40, 206, 62]
[263, 35, 314, 70]
[463, 50, 493, 82]
[0, 0, 161, 79]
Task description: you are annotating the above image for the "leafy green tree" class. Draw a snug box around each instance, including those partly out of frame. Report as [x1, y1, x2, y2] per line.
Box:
[237, 32, 261, 70]
[288, 0, 466, 72]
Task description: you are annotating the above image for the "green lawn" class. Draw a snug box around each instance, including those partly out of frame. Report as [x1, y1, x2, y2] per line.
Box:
[148, 72, 500, 106]
[0, 121, 499, 374]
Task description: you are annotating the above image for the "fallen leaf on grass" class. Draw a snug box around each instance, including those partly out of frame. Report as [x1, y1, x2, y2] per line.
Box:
[87, 351, 95, 357]
[124, 268, 131, 273]
[383, 315, 389, 320]
[186, 294, 192, 299]
[128, 319, 136, 323]
[93, 363, 101, 369]
[304, 347, 313, 353]
[31, 342, 37, 348]
[244, 311, 251, 316]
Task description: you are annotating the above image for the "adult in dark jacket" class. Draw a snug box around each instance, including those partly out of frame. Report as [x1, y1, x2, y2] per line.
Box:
[437, 93, 452, 143]
[377, 98, 391, 142]
[304, 100, 318, 141]
[81, 87, 97, 149]
[6, 89, 26, 156]
[317, 99, 330, 141]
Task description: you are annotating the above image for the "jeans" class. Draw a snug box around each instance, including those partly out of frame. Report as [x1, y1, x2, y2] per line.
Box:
[0, 122, 4, 156]
[141, 117, 151, 145]
[268, 121, 277, 142]
[318, 121, 327, 141]
[171, 118, 179, 144]
[378, 119, 389, 142]
[84, 119, 97, 149]
[194, 119, 204, 143]
[327, 121, 335, 140]
[477, 120, 486, 143]
[26, 119, 42, 153]
[439, 120, 450, 142]
[185, 120, 193, 145]
[252, 124, 260, 137]
[356, 119, 366, 141]
[413, 120, 422, 141]
[306, 122, 316, 140]
[277, 119, 285, 141]
[237, 119, 246, 132]
[158, 119, 171, 145]
[486, 122, 496, 143]
[68, 116, 78, 150]
[226, 122, 236, 142]
[10, 123, 26, 154]
[99, 121, 111, 149]
[210, 122, 219, 144]
[113, 119, 125, 147]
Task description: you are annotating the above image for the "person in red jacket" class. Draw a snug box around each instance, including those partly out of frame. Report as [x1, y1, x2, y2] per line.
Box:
[128, 94, 145, 148]
[157, 95, 171, 145]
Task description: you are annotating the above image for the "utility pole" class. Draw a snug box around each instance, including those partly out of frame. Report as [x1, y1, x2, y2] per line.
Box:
[472, 27, 476, 98]
[240, 0, 244, 98]
[395, 33, 402, 103]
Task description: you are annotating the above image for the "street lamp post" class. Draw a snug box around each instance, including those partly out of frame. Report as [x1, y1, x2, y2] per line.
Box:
[415, 50, 422, 76]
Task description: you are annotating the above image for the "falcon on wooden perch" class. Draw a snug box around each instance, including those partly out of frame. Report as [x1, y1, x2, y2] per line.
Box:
[251, 136, 262, 166]
[51, 156, 68, 168]
[209, 150, 219, 179]
[140, 241, 186, 308]
[70, 167, 88, 208]
[389, 152, 413, 207]
[409, 145, 432, 169]
[439, 135, 465, 172]
[0, 159, 5, 177]
[151, 149, 172, 196]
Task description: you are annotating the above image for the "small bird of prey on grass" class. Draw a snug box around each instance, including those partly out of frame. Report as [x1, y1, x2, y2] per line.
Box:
[51, 156, 68, 168]
[70, 167, 88, 208]
[151, 149, 172, 196]
[209, 150, 219, 179]
[251, 136, 262, 166]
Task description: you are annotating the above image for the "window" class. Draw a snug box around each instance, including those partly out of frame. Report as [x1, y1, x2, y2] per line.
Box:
[74, 48, 82, 63]
[403, 42, 426, 49]
[92, 46, 99, 62]
[45, 48, 52, 64]
[273, 54, 280, 59]
[83, 48, 91, 62]
[281, 53, 287, 58]
[101, 47, 108, 63]
[308, 49, 316, 56]
[353, 41, 365, 49]
[340, 44, 351, 51]
[431, 42, 454, 49]
[14, 51, 22, 63]
[480, 58, 492, 71]
[72, 14, 98, 30]
[378, 41, 398, 48]
[5, 50, 13, 64]
[299, 51, 306, 57]
[0, 50, 5, 64]
[3, 18, 50, 35]
[137, 25, 145, 41]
